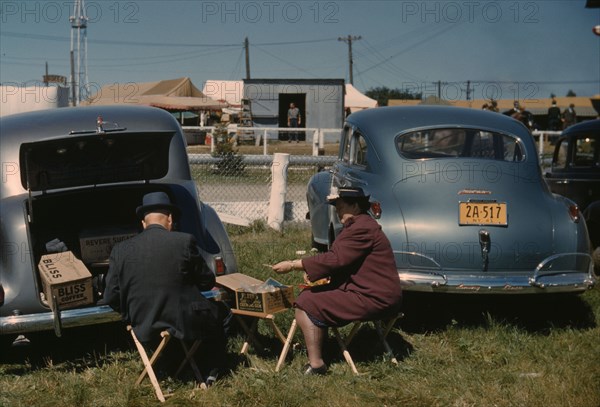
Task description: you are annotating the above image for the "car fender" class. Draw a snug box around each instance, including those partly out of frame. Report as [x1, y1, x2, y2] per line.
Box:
[198, 202, 238, 274]
[0, 194, 44, 317]
[307, 170, 333, 246]
[550, 193, 591, 254]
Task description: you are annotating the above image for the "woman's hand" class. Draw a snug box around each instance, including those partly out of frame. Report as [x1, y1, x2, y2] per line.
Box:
[272, 259, 302, 274]
[303, 272, 311, 284]
[272, 260, 294, 274]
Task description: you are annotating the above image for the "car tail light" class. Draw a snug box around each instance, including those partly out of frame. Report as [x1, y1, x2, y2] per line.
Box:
[568, 203, 580, 223]
[371, 201, 382, 219]
[214, 256, 226, 275]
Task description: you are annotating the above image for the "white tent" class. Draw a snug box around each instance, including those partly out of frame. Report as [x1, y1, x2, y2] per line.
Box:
[345, 84, 377, 112]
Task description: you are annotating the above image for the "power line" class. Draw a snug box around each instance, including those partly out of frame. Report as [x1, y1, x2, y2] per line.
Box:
[1, 31, 334, 48]
[358, 23, 461, 75]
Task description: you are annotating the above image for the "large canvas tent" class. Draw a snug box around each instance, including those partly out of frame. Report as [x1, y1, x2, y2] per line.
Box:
[345, 84, 378, 112]
[83, 77, 227, 111]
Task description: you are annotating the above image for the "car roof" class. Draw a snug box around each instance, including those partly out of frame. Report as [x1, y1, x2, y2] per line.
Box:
[345, 105, 535, 163]
[346, 105, 530, 136]
[0, 105, 180, 145]
[562, 119, 600, 136]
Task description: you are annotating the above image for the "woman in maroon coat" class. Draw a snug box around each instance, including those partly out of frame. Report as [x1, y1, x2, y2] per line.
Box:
[273, 187, 402, 375]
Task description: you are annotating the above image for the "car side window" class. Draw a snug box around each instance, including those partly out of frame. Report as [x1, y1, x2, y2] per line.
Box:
[352, 132, 368, 168]
[341, 126, 352, 162]
[553, 139, 568, 169]
[573, 136, 596, 167]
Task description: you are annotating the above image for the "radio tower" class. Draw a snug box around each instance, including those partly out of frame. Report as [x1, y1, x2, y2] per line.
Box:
[69, 0, 89, 105]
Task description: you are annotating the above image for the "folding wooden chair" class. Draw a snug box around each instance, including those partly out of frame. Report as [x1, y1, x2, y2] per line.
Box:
[331, 311, 403, 375]
[127, 326, 205, 402]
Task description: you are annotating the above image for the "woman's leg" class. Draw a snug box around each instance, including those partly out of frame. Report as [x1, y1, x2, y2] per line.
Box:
[295, 308, 327, 368]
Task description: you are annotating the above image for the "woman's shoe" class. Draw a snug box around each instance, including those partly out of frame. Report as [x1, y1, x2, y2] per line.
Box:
[301, 363, 328, 375]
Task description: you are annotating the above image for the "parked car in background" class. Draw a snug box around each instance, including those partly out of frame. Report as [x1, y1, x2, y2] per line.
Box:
[0, 106, 238, 341]
[307, 106, 596, 294]
[545, 119, 600, 271]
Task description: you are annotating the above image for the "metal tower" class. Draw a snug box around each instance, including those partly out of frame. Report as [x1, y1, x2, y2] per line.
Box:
[69, 0, 89, 105]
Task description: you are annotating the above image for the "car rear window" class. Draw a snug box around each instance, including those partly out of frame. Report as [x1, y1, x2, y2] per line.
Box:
[397, 128, 525, 162]
[20, 131, 174, 191]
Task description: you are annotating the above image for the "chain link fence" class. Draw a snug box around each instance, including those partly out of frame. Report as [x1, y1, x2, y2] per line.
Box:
[187, 132, 338, 226]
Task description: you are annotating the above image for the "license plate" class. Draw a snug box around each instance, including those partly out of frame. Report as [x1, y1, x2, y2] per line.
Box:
[459, 202, 507, 226]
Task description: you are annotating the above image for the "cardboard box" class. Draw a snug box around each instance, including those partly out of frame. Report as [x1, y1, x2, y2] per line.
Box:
[38, 251, 93, 310]
[216, 273, 294, 314]
[79, 227, 137, 263]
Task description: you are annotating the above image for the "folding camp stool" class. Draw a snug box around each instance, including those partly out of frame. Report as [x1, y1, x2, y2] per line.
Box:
[331, 311, 404, 375]
[127, 326, 205, 403]
[231, 308, 297, 370]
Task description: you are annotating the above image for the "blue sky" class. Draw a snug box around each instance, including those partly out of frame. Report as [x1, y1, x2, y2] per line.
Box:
[1, 0, 599, 101]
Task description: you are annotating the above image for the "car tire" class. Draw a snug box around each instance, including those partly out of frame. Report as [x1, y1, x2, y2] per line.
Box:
[311, 234, 328, 253]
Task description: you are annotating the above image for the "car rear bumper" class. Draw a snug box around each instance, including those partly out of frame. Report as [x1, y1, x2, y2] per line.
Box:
[398, 253, 597, 294]
[0, 305, 121, 336]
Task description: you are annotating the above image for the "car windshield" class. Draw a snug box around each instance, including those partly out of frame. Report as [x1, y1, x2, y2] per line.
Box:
[397, 128, 525, 162]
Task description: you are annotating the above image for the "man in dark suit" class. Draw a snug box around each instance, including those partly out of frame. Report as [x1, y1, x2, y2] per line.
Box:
[102, 191, 229, 384]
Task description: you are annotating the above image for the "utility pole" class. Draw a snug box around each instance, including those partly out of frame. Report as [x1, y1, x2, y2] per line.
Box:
[433, 80, 448, 100]
[338, 35, 361, 85]
[244, 37, 251, 80]
[466, 80, 471, 101]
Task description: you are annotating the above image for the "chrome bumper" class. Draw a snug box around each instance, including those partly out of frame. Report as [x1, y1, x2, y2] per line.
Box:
[0, 305, 121, 336]
[399, 272, 596, 294]
[398, 253, 597, 294]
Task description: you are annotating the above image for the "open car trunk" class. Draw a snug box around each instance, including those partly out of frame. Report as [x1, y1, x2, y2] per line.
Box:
[18, 130, 187, 307]
[28, 186, 161, 306]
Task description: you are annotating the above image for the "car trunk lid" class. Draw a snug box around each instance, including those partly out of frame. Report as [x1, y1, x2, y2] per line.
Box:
[20, 131, 174, 192]
[392, 161, 554, 272]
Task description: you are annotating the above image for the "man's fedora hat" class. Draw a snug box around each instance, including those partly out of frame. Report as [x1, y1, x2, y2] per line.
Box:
[136, 192, 180, 219]
[326, 187, 370, 204]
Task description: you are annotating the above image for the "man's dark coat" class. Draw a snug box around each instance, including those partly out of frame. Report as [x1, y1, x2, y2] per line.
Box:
[103, 224, 218, 343]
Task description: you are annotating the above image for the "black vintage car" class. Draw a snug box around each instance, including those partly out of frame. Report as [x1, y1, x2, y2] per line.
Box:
[545, 119, 600, 269]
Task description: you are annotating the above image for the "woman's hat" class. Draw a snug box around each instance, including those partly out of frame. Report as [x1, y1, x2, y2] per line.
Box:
[326, 187, 370, 204]
[136, 192, 180, 219]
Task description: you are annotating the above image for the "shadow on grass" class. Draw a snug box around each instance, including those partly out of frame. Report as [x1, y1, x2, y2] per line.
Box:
[400, 291, 597, 335]
[0, 321, 133, 372]
[1, 319, 254, 379]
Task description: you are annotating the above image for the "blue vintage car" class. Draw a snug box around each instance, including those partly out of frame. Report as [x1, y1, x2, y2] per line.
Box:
[307, 106, 596, 294]
[0, 105, 237, 340]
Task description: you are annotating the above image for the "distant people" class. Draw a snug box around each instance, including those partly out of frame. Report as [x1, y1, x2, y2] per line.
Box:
[287, 102, 301, 143]
[547, 100, 562, 131]
[505, 101, 535, 130]
[562, 103, 577, 129]
[489, 99, 499, 112]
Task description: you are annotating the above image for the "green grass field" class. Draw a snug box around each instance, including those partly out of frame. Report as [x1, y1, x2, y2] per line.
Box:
[1, 223, 599, 407]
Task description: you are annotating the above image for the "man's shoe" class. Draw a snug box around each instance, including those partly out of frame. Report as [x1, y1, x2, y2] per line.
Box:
[301, 363, 328, 375]
[205, 368, 221, 387]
